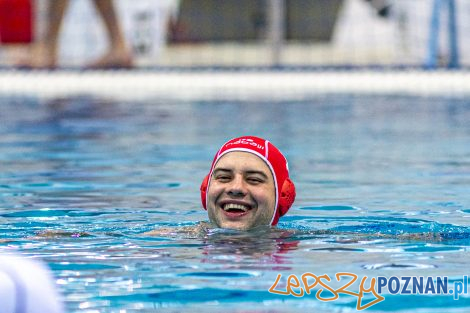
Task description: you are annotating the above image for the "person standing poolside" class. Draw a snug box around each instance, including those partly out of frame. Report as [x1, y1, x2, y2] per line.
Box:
[20, 0, 132, 69]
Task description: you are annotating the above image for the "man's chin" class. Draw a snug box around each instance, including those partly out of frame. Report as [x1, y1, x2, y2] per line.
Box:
[218, 219, 253, 231]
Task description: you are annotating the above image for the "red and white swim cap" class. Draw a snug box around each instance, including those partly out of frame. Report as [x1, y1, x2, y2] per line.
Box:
[200, 136, 296, 226]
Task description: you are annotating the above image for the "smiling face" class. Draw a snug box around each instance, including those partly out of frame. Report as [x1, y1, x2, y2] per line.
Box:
[206, 151, 276, 230]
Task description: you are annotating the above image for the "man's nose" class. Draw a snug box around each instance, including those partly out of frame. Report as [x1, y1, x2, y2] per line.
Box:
[227, 175, 247, 196]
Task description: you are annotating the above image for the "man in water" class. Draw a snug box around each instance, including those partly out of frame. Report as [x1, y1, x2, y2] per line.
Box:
[200, 136, 296, 230]
[145, 136, 296, 236]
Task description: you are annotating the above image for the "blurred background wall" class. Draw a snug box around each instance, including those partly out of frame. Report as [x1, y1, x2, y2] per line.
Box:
[1, 0, 469, 68]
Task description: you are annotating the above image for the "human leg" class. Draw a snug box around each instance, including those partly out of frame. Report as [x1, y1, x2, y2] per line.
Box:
[87, 0, 133, 69]
[20, 0, 69, 68]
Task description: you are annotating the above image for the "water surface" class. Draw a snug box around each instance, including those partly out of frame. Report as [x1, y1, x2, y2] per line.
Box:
[1, 94, 469, 312]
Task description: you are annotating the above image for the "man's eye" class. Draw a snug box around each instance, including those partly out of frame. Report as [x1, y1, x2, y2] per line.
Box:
[216, 175, 231, 182]
[247, 177, 263, 184]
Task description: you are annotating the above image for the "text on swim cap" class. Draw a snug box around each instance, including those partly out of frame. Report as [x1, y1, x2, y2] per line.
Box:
[225, 138, 264, 150]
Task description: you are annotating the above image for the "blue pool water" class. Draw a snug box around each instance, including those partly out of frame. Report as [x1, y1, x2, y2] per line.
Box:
[1, 93, 470, 312]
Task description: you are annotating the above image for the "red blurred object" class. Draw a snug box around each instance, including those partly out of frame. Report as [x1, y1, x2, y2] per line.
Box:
[0, 0, 33, 43]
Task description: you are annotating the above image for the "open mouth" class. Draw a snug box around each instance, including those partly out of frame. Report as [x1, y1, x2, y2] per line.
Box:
[220, 203, 253, 217]
[223, 203, 250, 213]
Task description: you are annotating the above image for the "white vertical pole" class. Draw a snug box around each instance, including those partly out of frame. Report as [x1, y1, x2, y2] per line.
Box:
[35, 0, 48, 42]
[267, 0, 285, 67]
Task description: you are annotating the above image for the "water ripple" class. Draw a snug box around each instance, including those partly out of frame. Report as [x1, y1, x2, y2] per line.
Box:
[298, 205, 359, 211]
[362, 263, 437, 270]
[178, 271, 260, 278]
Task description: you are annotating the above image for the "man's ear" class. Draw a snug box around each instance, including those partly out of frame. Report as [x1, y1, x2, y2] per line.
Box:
[200, 175, 209, 210]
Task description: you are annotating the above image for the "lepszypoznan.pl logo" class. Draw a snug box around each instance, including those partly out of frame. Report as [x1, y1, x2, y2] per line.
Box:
[269, 272, 469, 310]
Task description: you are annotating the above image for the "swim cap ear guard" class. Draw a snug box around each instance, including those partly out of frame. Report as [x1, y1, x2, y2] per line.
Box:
[200, 136, 296, 226]
[278, 178, 296, 216]
[200, 174, 210, 210]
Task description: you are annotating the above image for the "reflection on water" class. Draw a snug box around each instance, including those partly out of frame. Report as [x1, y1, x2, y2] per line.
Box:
[1, 94, 469, 312]
[196, 227, 299, 269]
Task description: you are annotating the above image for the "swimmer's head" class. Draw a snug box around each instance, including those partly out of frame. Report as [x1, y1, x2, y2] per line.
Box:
[200, 136, 295, 230]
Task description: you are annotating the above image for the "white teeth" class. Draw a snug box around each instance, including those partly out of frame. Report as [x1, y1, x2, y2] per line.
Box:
[223, 203, 249, 212]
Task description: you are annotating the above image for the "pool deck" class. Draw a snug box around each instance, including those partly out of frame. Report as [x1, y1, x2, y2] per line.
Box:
[1, 68, 469, 100]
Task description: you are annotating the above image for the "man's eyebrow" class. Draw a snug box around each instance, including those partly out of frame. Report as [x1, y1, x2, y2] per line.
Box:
[212, 168, 232, 174]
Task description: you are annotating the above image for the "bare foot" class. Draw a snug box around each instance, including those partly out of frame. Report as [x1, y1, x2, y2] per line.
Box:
[86, 49, 133, 69]
[16, 43, 58, 69]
